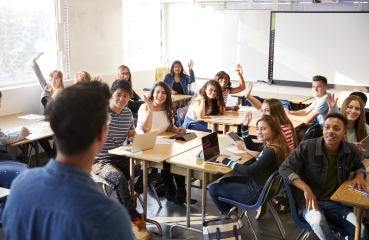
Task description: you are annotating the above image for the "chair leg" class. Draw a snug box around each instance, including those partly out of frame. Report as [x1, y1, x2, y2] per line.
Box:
[295, 229, 310, 240]
[102, 184, 113, 196]
[245, 211, 258, 240]
[150, 183, 162, 208]
[267, 201, 287, 239]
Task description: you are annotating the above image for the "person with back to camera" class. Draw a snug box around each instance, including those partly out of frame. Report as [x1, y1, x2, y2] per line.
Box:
[74, 71, 102, 84]
[135, 81, 197, 204]
[182, 80, 225, 132]
[208, 114, 290, 221]
[163, 59, 195, 95]
[214, 64, 246, 111]
[2, 82, 134, 240]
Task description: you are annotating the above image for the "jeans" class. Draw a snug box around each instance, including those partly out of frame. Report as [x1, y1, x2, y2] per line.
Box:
[208, 176, 262, 215]
[161, 162, 185, 192]
[302, 201, 368, 240]
[182, 116, 211, 132]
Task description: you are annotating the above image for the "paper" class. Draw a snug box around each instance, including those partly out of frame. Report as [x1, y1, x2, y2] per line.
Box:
[155, 139, 175, 144]
[18, 114, 45, 120]
[209, 115, 230, 120]
[117, 150, 143, 155]
[224, 146, 248, 154]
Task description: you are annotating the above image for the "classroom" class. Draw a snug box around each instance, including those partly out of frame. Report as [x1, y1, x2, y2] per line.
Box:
[1, 0, 369, 240]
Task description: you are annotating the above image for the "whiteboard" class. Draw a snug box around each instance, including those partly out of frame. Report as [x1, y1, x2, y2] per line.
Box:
[166, 7, 271, 81]
[272, 12, 369, 87]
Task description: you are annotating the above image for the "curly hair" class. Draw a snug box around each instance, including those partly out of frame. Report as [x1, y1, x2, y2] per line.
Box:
[148, 82, 174, 130]
[74, 71, 92, 84]
[191, 80, 225, 115]
[256, 115, 291, 167]
[214, 71, 231, 89]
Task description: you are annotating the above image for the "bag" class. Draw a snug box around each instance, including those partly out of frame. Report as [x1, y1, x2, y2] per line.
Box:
[203, 218, 241, 240]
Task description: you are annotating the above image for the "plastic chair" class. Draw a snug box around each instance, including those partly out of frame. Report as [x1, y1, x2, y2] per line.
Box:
[176, 107, 188, 127]
[301, 123, 323, 142]
[143, 88, 151, 91]
[218, 171, 286, 240]
[283, 178, 347, 240]
[0, 161, 28, 227]
[279, 99, 292, 111]
[242, 96, 263, 107]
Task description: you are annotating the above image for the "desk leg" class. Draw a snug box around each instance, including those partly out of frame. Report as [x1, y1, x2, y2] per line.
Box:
[130, 158, 134, 200]
[237, 97, 242, 105]
[22, 144, 28, 165]
[34, 142, 40, 166]
[202, 171, 207, 224]
[354, 207, 363, 240]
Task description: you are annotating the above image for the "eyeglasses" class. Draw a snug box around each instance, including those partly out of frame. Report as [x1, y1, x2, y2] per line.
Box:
[121, 72, 130, 76]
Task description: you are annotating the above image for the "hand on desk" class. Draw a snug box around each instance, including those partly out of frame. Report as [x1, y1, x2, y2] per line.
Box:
[176, 127, 186, 134]
[229, 105, 240, 111]
[21, 127, 31, 137]
[171, 90, 178, 95]
[215, 155, 227, 163]
[350, 172, 367, 192]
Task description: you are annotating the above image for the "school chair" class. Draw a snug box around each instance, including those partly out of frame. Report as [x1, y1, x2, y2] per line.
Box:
[143, 88, 151, 91]
[242, 96, 263, 107]
[0, 161, 28, 227]
[218, 171, 286, 240]
[279, 99, 292, 111]
[283, 178, 347, 240]
[176, 107, 188, 127]
[301, 123, 322, 142]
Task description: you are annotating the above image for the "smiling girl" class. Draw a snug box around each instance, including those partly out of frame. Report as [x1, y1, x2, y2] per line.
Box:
[163, 60, 195, 95]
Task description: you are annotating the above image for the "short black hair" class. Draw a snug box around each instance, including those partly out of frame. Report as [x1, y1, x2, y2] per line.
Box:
[350, 92, 367, 104]
[46, 82, 111, 155]
[325, 112, 348, 129]
[312, 75, 327, 86]
[0, 91, 2, 98]
[111, 79, 132, 95]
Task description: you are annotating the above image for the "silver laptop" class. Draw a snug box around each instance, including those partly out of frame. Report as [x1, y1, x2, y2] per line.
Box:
[119, 131, 158, 153]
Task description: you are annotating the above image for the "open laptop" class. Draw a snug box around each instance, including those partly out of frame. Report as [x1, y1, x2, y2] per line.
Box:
[201, 132, 240, 166]
[119, 131, 158, 153]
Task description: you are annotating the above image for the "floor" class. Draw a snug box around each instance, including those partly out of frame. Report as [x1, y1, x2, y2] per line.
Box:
[0, 158, 321, 240]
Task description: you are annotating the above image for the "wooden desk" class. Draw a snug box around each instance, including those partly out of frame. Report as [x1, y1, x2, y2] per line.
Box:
[134, 90, 192, 109]
[201, 106, 260, 134]
[108, 130, 210, 236]
[231, 91, 314, 106]
[167, 135, 255, 236]
[0, 187, 10, 200]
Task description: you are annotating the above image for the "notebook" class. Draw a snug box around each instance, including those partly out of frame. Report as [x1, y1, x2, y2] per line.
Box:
[119, 131, 158, 153]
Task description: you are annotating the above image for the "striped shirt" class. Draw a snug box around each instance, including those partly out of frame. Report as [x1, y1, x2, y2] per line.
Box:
[97, 108, 135, 158]
[281, 124, 295, 152]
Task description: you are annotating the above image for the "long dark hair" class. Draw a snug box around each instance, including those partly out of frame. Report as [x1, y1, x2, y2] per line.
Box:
[214, 71, 231, 89]
[191, 80, 225, 115]
[148, 82, 174, 130]
[169, 60, 188, 78]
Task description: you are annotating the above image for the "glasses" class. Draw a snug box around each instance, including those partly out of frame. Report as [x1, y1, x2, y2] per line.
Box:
[121, 72, 130, 76]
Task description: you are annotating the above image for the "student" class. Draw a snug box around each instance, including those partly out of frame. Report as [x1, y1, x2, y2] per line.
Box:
[327, 94, 369, 150]
[136, 81, 197, 204]
[214, 64, 246, 111]
[30, 52, 62, 158]
[244, 83, 297, 151]
[74, 71, 102, 84]
[2, 82, 133, 240]
[0, 91, 31, 160]
[209, 114, 290, 219]
[163, 59, 195, 95]
[279, 113, 368, 240]
[92, 80, 156, 240]
[182, 80, 225, 132]
[284, 75, 338, 128]
[350, 91, 369, 125]
[116, 65, 141, 101]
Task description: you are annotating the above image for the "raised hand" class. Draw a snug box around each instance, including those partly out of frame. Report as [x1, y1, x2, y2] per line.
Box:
[31, 52, 44, 66]
[235, 64, 243, 76]
[188, 59, 195, 70]
[143, 95, 154, 111]
[92, 76, 102, 82]
[327, 93, 338, 110]
[244, 82, 253, 97]
[242, 111, 253, 126]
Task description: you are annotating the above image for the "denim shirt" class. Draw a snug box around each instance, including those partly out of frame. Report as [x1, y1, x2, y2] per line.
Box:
[2, 159, 133, 240]
[279, 137, 366, 211]
[163, 69, 195, 95]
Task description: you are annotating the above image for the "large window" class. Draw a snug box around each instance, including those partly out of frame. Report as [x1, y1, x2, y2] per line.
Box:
[0, 0, 58, 87]
[123, 0, 161, 69]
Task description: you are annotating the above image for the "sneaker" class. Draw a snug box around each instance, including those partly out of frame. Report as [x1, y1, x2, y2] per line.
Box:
[255, 203, 267, 219]
[131, 218, 151, 240]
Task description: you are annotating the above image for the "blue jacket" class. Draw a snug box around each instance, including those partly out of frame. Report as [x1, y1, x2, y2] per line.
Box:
[163, 69, 195, 95]
[279, 137, 366, 212]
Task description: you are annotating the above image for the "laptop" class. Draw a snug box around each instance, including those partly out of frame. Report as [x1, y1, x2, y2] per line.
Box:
[119, 131, 158, 153]
[201, 132, 240, 166]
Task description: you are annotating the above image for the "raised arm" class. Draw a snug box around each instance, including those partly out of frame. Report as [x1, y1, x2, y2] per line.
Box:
[284, 105, 317, 124]
[30, 52, 48, 89]
[187, 59, 195, 84]
[244, 83, 262, 110]
[229, 64, 246, 94]
[137, 97, 154, 133]
[326, 93, 338, 114]
[193, 93, 206, 119]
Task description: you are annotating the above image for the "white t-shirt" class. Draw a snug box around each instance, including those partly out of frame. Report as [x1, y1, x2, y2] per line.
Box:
[346, 124, 369, 143]
[136, 108, 170, 134]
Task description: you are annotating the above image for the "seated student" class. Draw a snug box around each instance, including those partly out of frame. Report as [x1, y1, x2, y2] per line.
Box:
[163, 59, 195, 95]
[74, 71, 102, 84]
[2, 82, 133, 240]
[209, 114, 290, 219]
[136, 81, 197, 204]
[279, 113, 368, 240]
[284, 75, 338, 128]
[182, 80, 225, 132]
[350, 91, 369, 125]
[116, 65, 141, 101]
[214, 64, 246, 111]
[30, 52, 63, 159]
[92, 80, 156, 240]
[0, 91, 31, 160]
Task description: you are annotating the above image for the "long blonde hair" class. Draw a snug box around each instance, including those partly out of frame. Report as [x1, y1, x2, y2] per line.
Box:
[47, 70, 64, 99]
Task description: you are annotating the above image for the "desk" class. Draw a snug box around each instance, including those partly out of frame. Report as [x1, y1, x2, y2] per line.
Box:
[108, 130, 210, 236]
[0, 113, 53, 165]
[231, 91, 314, 106]
[134, 90, 192, 109]
[0, 187, 10, 200]
[201, 107, 260, 134]
[248, 117, 304, 136]
[167, 135, 255, 236]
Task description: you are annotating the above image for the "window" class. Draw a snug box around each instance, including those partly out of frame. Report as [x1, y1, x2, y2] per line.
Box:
[0, 0, 58, 87]
[123, 0, 161, 69]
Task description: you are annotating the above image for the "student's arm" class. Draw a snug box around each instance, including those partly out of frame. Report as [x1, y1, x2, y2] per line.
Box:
[284, 105, 318, 124]
[30, 52, 48, 89]
[132, 91, 141, 101]
[326, 93, 338, 114]
[349, 145, 367, 191]
[291, 178, 318, 211]
[137, 102, 152, 133]
[193, 95, 206, 119]
[229, 64, 246, 94]
[244, 83, 262, 110]
[187, 59, 195, 84]
[127, 129, 137, 143]
[0, 128, 30, 145]
[240, 124, 263, 151]
[168, 125, 186, 134]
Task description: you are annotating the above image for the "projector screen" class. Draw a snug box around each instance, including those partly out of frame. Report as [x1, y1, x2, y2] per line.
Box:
[271, 12, 369, 87]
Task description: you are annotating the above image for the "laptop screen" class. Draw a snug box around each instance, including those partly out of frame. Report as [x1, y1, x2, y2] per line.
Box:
[201, 132, 220, 160]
